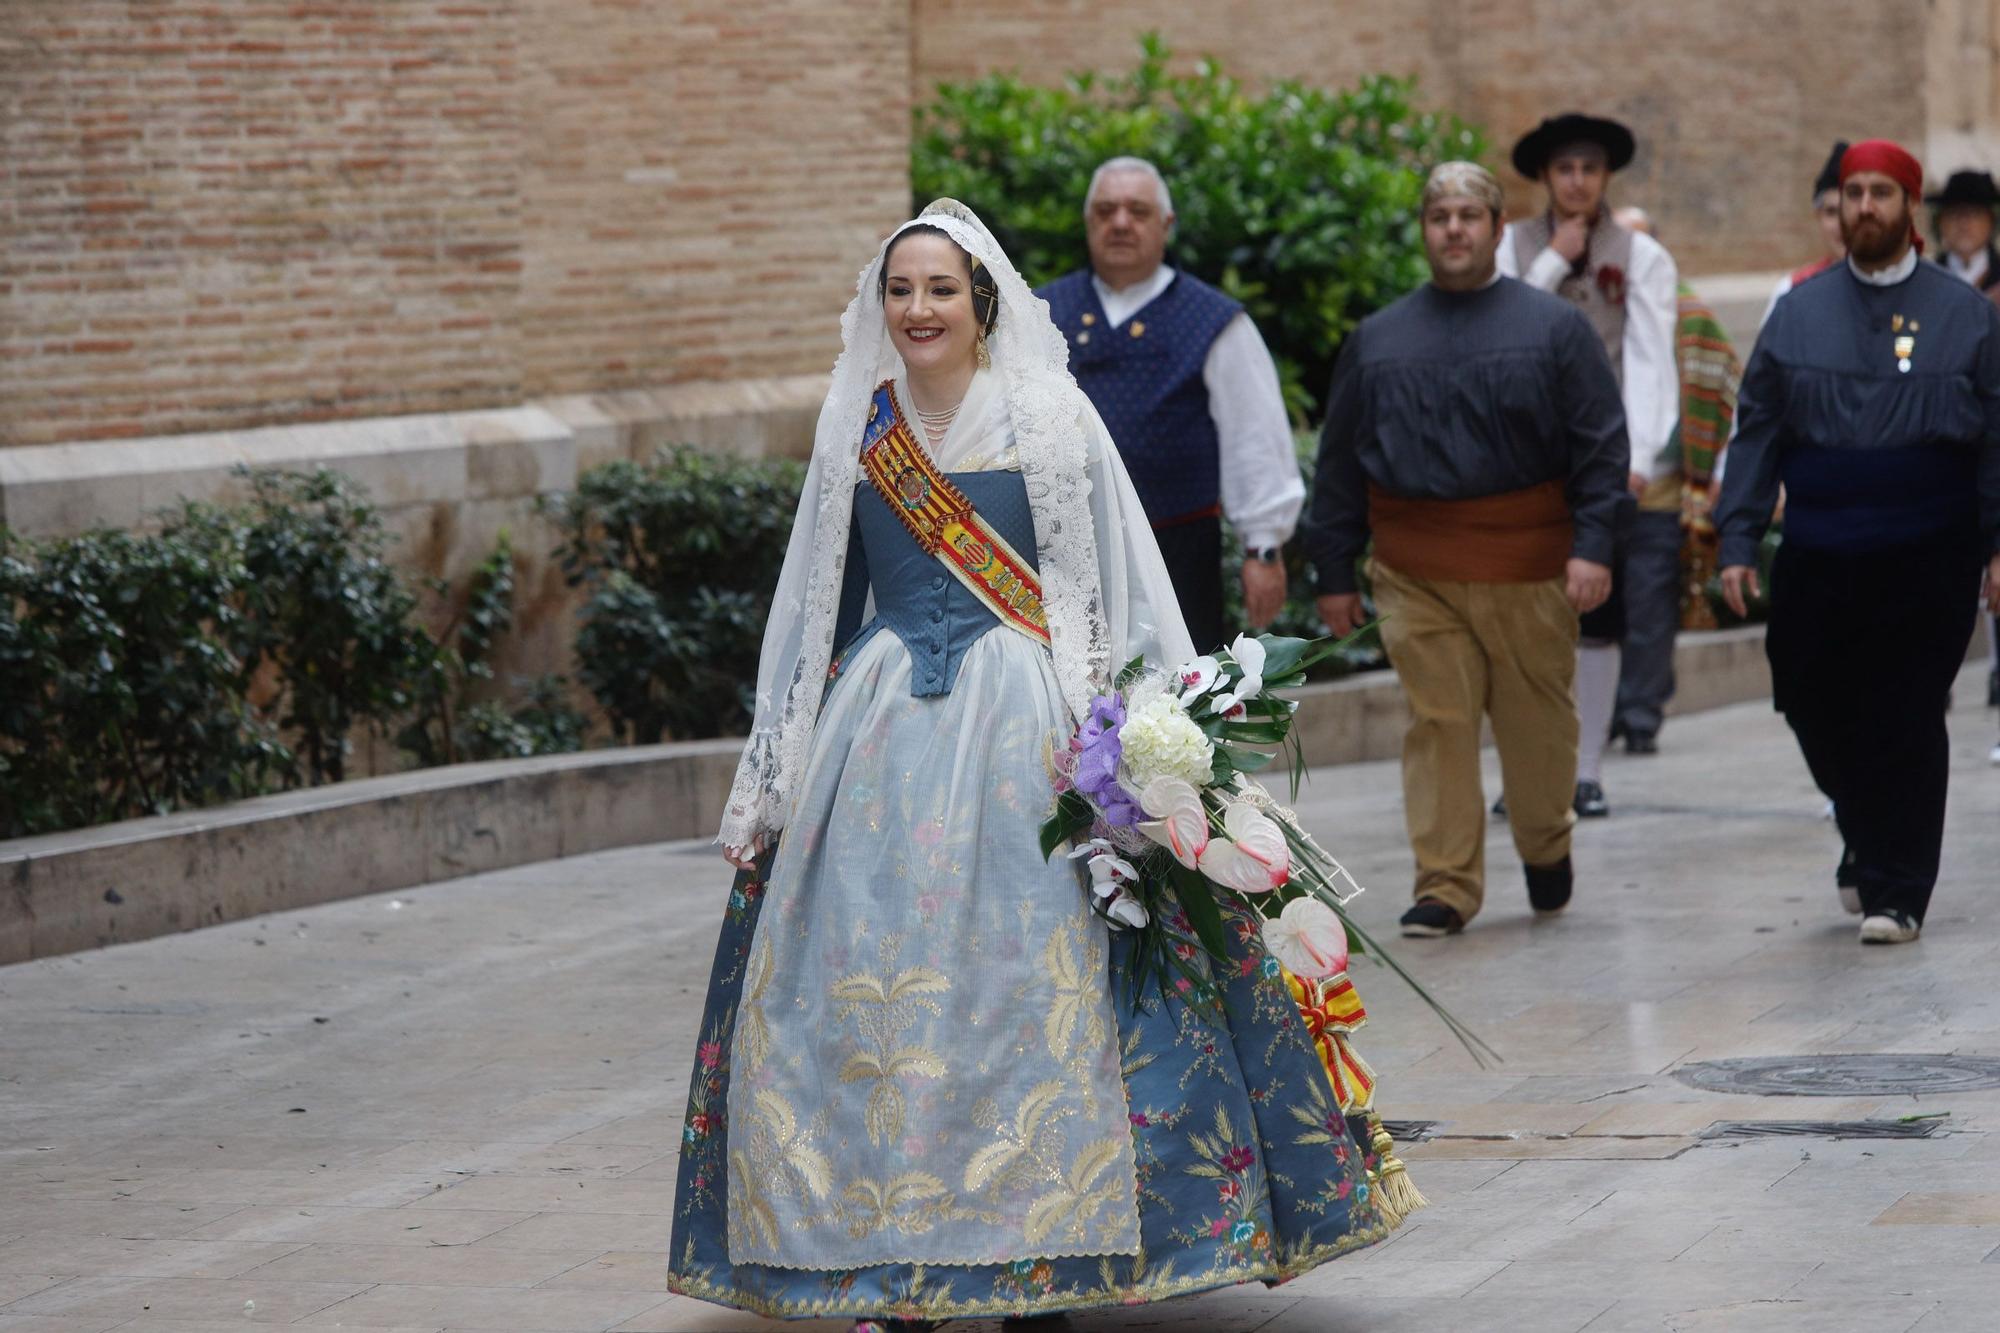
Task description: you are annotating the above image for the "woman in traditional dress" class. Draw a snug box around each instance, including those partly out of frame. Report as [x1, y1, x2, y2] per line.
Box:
[668, 201, 1405, 1331]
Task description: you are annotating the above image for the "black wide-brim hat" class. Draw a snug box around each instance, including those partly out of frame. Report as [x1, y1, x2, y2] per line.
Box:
[1924, 169, 2000, 209]
[1511, 113, 1637, 179]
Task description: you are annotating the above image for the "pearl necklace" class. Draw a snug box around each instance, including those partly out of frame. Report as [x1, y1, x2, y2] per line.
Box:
[915, 399, 960, 445]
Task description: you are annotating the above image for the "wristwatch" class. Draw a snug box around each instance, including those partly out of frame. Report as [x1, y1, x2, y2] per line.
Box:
[1249, 546, 1283, 564]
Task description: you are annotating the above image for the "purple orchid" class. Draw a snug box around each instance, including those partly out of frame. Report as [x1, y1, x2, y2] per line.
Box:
[1073, 692, 1143, 826]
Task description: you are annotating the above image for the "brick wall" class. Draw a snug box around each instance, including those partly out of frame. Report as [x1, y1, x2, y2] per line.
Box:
[0, 0, 909, 448]
[0, 0, 1956, 449]
[911, 0, 1930, 276]
[0, 2, 524, 448]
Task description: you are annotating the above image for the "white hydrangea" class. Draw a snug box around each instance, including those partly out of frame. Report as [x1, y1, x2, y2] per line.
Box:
[1119, 690, 1215, 792]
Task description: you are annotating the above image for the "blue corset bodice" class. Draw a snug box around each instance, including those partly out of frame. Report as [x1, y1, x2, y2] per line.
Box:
[831, 470, 1043, 697]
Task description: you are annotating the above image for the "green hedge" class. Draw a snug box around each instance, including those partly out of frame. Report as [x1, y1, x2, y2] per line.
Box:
[544, 446, 807, 744]
[0, 469, 581, 839]
[913, 35, 1485, 421]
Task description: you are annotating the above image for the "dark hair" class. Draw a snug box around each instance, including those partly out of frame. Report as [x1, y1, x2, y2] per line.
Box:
[877, 224, 1000, 335]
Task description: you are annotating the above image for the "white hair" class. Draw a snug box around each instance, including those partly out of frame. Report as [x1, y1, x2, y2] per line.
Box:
[1085, 156, 1175, 220]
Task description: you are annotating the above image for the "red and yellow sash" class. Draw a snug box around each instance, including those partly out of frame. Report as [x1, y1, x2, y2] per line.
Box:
[859, 382, 1050, 647]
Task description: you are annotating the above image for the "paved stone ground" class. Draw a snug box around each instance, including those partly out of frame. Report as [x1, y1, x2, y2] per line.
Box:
[4, 666, 1998, 1333]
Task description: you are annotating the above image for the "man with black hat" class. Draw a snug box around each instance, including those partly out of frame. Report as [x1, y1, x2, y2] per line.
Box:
[1759, 142, 1851, 327]
[1716, 139, 2000, 945]
[1928, 169, 2000, 297]
[1497, 113, 1680, 813]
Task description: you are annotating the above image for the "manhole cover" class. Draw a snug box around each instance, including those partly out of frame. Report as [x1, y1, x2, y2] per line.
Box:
[1701, 1119, 1944, 1141]
[1673, 1054, 2000, 1097]
[1378, 1119, 1438, 1143]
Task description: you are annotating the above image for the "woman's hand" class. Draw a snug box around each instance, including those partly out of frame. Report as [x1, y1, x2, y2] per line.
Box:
[722, 837, 769, 872]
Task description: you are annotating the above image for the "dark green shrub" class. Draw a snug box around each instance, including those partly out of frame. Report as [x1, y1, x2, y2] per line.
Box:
[0, 524, 289, 838]
[399, 532, 589, 766]
[2, 467, 580, 839]
[912, 35, 1486, 420]
[546, 447, 807, 743]
[208, 470, 438, 786]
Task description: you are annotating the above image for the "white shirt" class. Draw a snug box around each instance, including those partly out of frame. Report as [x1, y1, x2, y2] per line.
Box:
[1849, 247, 1920, 286]
[1496, 223, 1682, 481]
[1090, 267, 1304, 551]
[1946, 248, 1990, 286]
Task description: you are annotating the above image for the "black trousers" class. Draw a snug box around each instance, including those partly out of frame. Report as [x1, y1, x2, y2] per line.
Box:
[1153, 514, 1227, 654]
[1766, 525, 1986, 923]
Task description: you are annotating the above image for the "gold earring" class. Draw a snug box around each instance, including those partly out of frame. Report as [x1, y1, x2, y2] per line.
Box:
[976, 331, 992, 370]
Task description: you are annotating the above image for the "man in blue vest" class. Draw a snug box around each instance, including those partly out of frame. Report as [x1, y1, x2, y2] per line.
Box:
[1037, 157, 1304, 652]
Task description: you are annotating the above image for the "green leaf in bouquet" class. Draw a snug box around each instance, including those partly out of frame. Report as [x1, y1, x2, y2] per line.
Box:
[1219, 719, 1292, 744]
[1038, 789, 1096, 861]
[1114, 654, 1148, 690]
[1218, 744, 1279, 773]
[1209, 747, 1240, 786]
[1167, 861, 1232, 963]
[1255, 634, 1312, 679]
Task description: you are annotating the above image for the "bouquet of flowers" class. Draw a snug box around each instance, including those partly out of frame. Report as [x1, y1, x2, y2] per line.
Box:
[1042, 631, 1494, 1063]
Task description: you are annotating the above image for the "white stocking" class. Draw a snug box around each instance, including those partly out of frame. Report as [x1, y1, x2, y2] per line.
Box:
[1576, 641, 1620, 784]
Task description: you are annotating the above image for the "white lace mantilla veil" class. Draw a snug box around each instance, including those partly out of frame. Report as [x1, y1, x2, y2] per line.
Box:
[718, 199, 1195, 850]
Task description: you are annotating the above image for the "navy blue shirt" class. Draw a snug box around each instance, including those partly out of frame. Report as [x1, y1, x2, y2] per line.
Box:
[1303, 276, 1631, 594]
[1715, 258, 2000, 567]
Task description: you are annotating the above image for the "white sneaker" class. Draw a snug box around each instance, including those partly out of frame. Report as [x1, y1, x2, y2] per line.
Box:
[1989, 739, 2000, 766]
[1859, 912, 1921, 944]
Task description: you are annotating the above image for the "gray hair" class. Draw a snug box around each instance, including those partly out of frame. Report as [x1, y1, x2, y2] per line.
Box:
[1612, 204, 1655, 239]
[1086, 156, 1175, 219]
[1421, 160, 1504, 217]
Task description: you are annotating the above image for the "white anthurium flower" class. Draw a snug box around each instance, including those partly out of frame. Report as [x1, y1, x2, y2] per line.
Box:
[1135, 776, 1209, 869]
[1261, 897, 1350, 979]
[1196, 798, 1292, 894]
[1209, 634, 1268, 715]
[1175, 655, 1222, 701]
[1105, 890, 1150, 930]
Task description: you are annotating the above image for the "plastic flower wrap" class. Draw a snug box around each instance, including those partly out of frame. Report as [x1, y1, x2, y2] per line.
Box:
[1038, 630, 1495, 1064]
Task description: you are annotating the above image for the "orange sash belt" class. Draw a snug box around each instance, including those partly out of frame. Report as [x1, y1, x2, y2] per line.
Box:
[1368, 479, 1572, 583]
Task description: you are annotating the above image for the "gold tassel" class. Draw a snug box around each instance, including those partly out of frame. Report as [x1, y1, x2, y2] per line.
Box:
[1366, 1111, 1427, 1229]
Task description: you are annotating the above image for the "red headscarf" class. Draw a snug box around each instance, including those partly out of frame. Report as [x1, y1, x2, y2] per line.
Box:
[1840, 139, 1926, 252]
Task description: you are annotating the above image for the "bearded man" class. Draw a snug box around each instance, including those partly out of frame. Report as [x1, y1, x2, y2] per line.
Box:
[1715, 139, 2000, 945]
[1305, 161, 1629, 937]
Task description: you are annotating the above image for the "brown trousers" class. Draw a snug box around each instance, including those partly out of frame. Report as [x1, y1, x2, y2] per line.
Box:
[1371, 559, 1579, 922]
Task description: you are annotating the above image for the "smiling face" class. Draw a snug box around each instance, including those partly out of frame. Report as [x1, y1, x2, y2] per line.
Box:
[1541, 143, 1610, 221]
[880, 230, 979, 377]
[1422, 194, 1501, 290]
[1841, 171, 1915, 267]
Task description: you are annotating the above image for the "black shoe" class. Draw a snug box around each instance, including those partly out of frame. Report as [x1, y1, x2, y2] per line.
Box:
[1573, 779, 1609, 818]
[1835, 846, 1862, 915]
[1491, 795, 1507, 818]
[1623, 730, 1658, 755]
[1525, 855, 1573, 915]
[1988, 668, 1999, 708]
[1399, 900, 1464, 937]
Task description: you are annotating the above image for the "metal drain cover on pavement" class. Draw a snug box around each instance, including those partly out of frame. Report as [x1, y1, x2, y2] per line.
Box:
[1378, 1119, 1438, 1143]
[1673, 1054, 2000, 1097]
[1701, 1119, 1944, 1141]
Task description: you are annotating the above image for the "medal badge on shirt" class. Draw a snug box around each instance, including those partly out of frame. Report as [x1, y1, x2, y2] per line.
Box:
[1891, 313, 1918, 373]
